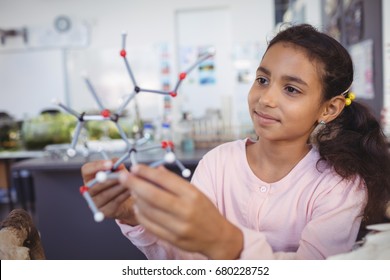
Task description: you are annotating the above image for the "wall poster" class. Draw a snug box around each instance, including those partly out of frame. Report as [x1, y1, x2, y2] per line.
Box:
[349, 39, 375, 99]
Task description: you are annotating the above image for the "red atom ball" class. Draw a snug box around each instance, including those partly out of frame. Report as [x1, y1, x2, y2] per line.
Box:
[161, 141, 168, 149]
[120, 50, 126, 57]
[79, 186, 88, 194]
[179, 72, 187, 80]
[169, 91, 177, 97]
[101, 109, 111, 118]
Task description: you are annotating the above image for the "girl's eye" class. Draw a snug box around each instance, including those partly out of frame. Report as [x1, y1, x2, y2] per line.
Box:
[285, 86, 300, 94]
[256, 77, 269, 85]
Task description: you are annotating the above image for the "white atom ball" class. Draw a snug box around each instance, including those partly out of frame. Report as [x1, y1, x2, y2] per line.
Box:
[94, 212, 104, 223]
[182, 169, 191, 178]
[164, 152, 176, 163]
[67, 148, 76, 157]
[96, 171, 107, 183]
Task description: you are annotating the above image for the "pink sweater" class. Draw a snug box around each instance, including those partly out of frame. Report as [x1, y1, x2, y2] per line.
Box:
[117, 139, 367, 259]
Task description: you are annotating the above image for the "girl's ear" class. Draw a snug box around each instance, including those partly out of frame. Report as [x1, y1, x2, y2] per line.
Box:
[319, 96, 346, 123]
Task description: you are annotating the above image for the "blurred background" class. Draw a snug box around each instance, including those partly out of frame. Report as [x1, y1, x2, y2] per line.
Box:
[0, 0, 387, 153]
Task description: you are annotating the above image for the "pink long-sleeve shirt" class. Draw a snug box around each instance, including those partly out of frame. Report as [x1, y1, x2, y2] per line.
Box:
[117, 139, 367, 259]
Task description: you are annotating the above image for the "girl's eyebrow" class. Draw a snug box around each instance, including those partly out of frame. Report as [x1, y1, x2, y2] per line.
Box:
[257, 66, 271, 76]
[257, 66, 308, 87]
[282, 75, 308, 87]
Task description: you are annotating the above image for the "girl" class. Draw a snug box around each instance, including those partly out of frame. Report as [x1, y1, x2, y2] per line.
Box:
[81, 24, 390, 259]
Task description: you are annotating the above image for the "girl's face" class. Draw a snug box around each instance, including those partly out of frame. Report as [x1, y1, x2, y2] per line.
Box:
[248, 42, 325, 144]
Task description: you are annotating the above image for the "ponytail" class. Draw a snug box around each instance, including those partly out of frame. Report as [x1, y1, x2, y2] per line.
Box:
[315, 102, 390, 225]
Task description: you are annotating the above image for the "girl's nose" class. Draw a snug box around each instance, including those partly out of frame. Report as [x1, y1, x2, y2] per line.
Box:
[258, 86, 277, 107]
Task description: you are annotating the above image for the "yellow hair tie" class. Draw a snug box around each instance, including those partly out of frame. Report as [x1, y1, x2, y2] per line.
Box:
[345, 92, 355, 106]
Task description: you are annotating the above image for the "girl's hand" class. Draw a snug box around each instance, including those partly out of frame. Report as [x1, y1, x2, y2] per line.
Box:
[81, 160, 138, 226]
[119, 164, 243, 259]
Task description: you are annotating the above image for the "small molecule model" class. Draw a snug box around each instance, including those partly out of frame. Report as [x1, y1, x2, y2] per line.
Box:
[55, 32, 215, 158]
[55, 32, 215, 222]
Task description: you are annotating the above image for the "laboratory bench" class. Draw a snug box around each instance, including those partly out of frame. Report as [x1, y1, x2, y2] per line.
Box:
[10, 148, 208, 260]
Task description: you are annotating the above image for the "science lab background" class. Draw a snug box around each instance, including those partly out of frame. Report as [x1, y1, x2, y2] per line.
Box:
[0, 0, 311, 148]
[0, 0, 388, 150]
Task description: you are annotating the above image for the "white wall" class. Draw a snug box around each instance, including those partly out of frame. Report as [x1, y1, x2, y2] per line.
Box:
[382, 0, 390, 135]
[304, 0, 322, 28]
[0, 0, 276, 125]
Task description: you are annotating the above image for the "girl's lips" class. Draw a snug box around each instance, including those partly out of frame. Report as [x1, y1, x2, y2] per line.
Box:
[254, 111, 280, 125]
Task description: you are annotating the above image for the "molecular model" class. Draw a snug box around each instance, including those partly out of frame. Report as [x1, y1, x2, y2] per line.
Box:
[55, 32, 215, 222]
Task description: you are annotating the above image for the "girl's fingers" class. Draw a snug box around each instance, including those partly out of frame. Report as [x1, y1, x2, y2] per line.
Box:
[122, 172, 184, 216]
[81, 160, 113, 183]
[128, 164, 191, 197]
[133, 190, 191, 234]
[87, 169, 127, 196]
[133, 189, 222, 255]
[81, 158, 127, 183]
[82, 158, 130, 197]
[99, 191, 132, 217]
[92, 183, 130, 208]
[134, 205, 178, 245]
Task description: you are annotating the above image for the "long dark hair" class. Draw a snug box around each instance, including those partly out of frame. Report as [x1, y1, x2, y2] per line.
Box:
[267, 24, 390, 226]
